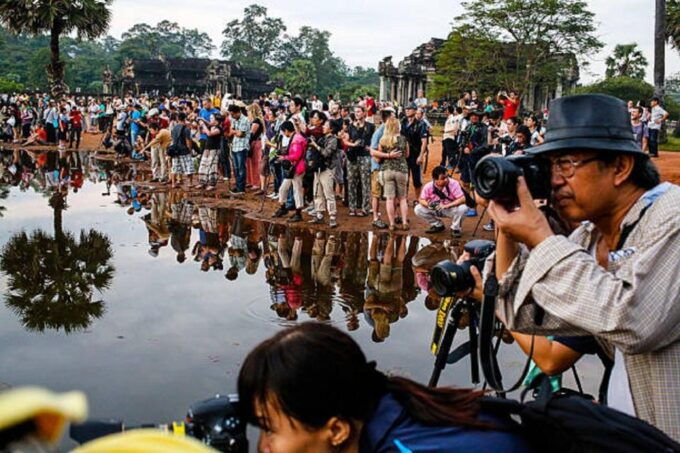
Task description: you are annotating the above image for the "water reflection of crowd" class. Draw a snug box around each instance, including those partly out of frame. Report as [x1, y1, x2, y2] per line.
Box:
[114, 188, 464, 341]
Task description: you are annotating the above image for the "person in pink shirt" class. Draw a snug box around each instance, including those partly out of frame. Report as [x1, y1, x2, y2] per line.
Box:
[273, 120, 307, 223]
[414, 166, 468, 237]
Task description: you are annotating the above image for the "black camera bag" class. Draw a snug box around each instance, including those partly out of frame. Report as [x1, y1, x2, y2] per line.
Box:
[480, 391, 680, 453]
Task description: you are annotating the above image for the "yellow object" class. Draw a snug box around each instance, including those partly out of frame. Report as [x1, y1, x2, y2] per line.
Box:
[73, 428, 219, 453]
[172, 421, 186, 436]
[0, 386, 87, 443]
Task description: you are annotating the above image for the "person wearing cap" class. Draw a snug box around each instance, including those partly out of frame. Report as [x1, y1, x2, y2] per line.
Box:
[482, 94, 680, 440]
[401, 102, 428, 199]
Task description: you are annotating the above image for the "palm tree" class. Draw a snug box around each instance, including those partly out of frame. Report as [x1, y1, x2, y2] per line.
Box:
[0, 0, 113, 98]
[0, 191, 115, 333]
[655, 0, 667, 98]
[605, 44, 649, 80]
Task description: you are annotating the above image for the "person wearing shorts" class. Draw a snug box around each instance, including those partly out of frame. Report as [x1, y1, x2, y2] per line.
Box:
[170, 113, 195, 188]
[376, 118, 410, 231]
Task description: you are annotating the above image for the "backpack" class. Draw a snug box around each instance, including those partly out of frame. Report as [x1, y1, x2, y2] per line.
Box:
[167, 125, 188, 157]
[481, 391, 680, 453]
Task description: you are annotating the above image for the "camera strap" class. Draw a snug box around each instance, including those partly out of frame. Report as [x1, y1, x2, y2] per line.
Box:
[479, 259, 536, 394]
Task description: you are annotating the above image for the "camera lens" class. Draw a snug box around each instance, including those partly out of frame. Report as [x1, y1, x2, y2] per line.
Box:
[473, 156, 520, 200]
[430, 260, 476, 296]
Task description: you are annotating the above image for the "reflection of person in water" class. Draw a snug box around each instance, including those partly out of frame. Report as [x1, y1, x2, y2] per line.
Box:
[226, 212, 247, 280]
[245, 219, 263, 276]
[192, 207, 223, 272]
[309, 232, 339, 321]
[169, 191, 193, 263]
[143, 192, 170, 258]
[277, 233, 303, 318]
[339, 232, 369, 331]
[365, 233, 408, 342]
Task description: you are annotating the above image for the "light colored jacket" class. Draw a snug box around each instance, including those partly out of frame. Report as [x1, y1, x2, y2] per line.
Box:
[490, 182, 680, 441]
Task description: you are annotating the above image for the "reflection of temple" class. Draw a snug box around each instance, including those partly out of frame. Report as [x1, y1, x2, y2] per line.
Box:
[379, 38, 443, 105]
[105, 58, 277, 98]
[378, 38, 580, 111]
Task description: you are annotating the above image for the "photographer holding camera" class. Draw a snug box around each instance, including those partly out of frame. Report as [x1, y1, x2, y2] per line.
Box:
[478, 94, 680, 441]
[415, 166, 468, 237]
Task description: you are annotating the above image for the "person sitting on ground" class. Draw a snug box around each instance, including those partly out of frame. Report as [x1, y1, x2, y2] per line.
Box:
[238, 322, 533, 452]
[21, 122, 47, 146]
[415, 166, 468, 237]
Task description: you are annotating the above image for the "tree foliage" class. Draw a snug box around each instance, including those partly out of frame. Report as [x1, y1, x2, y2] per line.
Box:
[0, 0, 112, 96]
[221, 4, 285, 69]
[119, 20, 214, 61]
[433, 0, 603, 99]
[605, 44, 648, 80]
[575, 76, 654, 102]
[282, 60, 317, 97]
[0, 192, 114, 333]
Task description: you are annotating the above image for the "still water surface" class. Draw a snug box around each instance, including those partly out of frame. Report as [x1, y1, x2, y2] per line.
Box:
[0, 152, 599, 449]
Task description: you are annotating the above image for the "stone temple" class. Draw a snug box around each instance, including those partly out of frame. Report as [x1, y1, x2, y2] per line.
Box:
[103, 58, 276, 98]
[378, 38, 579, 111]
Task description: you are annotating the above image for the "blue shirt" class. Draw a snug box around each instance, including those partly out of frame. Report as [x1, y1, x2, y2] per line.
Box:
[359, 393, 533, 453]
[370, 124, 385, 171]
[199, 108, 219, 140]
[130, 110, 141, 133]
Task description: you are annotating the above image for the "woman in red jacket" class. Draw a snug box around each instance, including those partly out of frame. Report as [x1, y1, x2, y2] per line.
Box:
[272, 120, 307, 223]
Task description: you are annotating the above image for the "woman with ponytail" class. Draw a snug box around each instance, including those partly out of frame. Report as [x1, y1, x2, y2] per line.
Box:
[238, 322, 532, 452]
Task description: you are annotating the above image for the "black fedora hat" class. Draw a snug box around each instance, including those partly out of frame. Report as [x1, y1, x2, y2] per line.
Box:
[529, 94, 645, 156]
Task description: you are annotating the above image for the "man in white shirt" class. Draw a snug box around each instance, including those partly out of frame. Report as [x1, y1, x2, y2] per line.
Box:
[311, 95, 323, 112]
[647, 96, 668, 158]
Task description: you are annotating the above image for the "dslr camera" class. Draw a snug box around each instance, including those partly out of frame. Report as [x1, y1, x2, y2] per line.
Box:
[473, 154, 551, 208]
[430, 239, 496, 296]
[70, 394, 248, 452]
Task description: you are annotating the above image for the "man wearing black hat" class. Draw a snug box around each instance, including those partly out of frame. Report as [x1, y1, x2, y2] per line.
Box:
[401, 103, 429, 199]
[485, 94, 680, 440]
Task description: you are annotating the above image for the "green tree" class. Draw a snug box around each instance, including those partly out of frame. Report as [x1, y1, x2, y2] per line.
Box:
[605, 44, 648, 79]
[119, 20, 214, 61]
[435, 0, 603, 97]
[221, 4, 286, 69]
[0, 77, 24, 93]
[575, 76, 654, 103]
[282, 60, 317, 97]
[0, 0, 113, 98]
[0, 192, 114, 333]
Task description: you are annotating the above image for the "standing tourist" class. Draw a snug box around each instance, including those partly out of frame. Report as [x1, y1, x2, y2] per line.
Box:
[228, 104, 250, 195]
[68, 105, 83, 150]
[141, 123, 171, 183]
[401, 103, 428, 200]
[246, 103, 265, 194]
[169, 112, 194, 189]
[441, 105, 459, 169]
[378, 117, 410, 231]
[346, 106, 374, 217]
[497, 90, 520, 120]
[648, 97, 668, 158]
[273, 121, 307, 223]
[631, 106, 649, 153]
[308, 119, 341, 228]
[195, 114, 223, 191]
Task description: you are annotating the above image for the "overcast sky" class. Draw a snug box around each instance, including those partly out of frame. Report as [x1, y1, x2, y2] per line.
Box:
[109, 0, 680, 85]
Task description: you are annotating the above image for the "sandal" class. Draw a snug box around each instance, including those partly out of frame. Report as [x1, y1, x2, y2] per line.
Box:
[349, 210, 357, 217]
[356, 210, 368, 217]
[401, 221, 410, 231]
[205, 186, 216, 192]
[388, 224, 396, 232]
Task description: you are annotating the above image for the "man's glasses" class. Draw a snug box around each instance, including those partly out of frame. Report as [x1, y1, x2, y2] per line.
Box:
[550, 156, 600, 178]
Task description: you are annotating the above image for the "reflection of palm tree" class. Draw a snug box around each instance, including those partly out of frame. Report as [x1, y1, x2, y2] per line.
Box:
[0, 192, 114, 333]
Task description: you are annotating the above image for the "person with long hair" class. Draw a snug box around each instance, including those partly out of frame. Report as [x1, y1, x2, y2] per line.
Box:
[247, 103, 266, 193]
[378, 117, 410, 231]
[238, 322, 532, 452]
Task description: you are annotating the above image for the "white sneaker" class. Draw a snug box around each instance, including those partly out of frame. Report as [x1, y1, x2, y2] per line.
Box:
[268, 192, 279, 199]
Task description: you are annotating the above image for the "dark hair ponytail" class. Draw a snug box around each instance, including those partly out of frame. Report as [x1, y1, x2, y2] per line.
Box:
[238, 322, 490, 437]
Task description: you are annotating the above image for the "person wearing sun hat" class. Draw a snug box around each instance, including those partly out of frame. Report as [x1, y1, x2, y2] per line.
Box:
[483, 93, 680, 440]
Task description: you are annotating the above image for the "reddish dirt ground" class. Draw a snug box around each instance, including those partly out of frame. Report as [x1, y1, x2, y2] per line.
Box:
[5, 132, 679, 238]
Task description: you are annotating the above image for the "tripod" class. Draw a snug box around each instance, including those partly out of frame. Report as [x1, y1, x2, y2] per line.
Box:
[429, 297, 480, 387]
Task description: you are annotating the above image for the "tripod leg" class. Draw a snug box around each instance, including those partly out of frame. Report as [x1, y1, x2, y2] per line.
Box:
[468, 305, 480, 384]
[429, 302, 465, 387]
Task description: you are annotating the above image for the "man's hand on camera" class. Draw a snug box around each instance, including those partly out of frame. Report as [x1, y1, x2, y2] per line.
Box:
[488, 176, 553, 249]
[454, 252, 484, 302]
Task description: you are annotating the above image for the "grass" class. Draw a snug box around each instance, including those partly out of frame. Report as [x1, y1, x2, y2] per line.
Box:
[661, 136, 680, 152]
